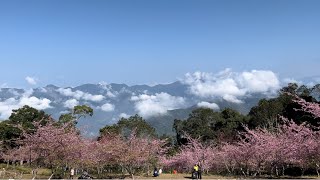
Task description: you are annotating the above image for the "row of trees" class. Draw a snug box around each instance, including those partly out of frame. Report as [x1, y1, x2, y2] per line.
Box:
[1, 115, 164, 179]
[0, 83, 319, 178]
[174, 83, 320, 145]
[173, 108, 248, 144]
[164, 119, 320, 177]
[164, 84, 320, 177]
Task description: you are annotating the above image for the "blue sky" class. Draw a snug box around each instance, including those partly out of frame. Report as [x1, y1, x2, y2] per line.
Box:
[0, 0, 320, 88]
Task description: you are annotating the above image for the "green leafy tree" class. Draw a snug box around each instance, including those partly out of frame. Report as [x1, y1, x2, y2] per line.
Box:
[173, 108, 248, 144]
[248, 83, 319, 129]
[213, 108, 249, 141]
[0, 120, 21, 149]
[248, 98, 284, 129]
[58, 113, 74, 124]
[174, 108, 221, 144]
[280, 82, 299, 94]
[0, 105, 52, 149]
[73, 105, 93, 120]
[282, 95, 320, 127]
[9, 105, 51, 131]
[58, 105, 93, 126]
[99, 114, 156, 138]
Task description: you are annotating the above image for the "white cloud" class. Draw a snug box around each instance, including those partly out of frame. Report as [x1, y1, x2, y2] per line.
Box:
[57, 88, 105, 102]
[59, 110, 70, 114]
[0, 98, 17, 119]
[23, 89, 34, 97]
[98, 81, 110, 89]
[25, 76, 38, 85]
[98, 82, 118, 98]
[106, 91, 117, 98]
[20, 97, 51, 109]
[0, 92, 52, 119]
[182, 69, 280, 104]
[197, 101, 220, 110]
[222, 94, 243, 104]
[64, 99, 79, 109]
[39, 87, 48, 93]
[238, 70, 280, 93]
[131, 92, 186, 118]
[119, 87, 132, 94]
[83, 94, 105, 101]
[119, 113, 130, 119]
[1, 83, 8, 88]
[183, 71, 245, 99]
[8, 89, 20, 97]
[99, 103, 115, 112]
[57, 88, 81, 98]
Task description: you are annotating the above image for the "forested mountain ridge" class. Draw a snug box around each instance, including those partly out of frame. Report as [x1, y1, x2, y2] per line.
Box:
[0, 81, 319, 136]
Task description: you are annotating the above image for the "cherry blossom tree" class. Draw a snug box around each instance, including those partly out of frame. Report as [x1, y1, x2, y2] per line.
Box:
[102, 132, 164, 179]
[294, 95, 320, 118]
[161, 135, 216, 173]
[3, 93, 320, 178]
[217, 119, 320, 177]
[9, 122, 83, 178]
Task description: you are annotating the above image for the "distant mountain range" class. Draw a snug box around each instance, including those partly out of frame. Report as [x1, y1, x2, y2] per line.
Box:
[1, 79, 319, 137]
[0, 81, 270, 136]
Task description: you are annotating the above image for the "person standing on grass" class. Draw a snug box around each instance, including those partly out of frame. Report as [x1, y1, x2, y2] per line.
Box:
[193, 164, 199, 179]
[197, 163, 202, 179]
[153, 167, 159, 177]
[70, 168, 75, 179]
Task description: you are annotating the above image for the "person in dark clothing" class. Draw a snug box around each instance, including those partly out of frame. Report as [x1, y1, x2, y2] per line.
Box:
[153, 167, 159, 177]
[78, 171, 92, 179]
[197, 163, 202, 179]
[192, 169, 197, 180]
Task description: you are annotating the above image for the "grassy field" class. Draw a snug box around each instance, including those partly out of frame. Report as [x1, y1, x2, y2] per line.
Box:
[0, 164, 318, 179]
[135, 173, 237, 179]
[0, 166, 52, 179]
[0, 171, 235, 179]
[0, 172, 319, 179]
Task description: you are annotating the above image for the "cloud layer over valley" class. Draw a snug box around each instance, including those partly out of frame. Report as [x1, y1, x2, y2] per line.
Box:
[0, 69, 285, 122]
